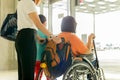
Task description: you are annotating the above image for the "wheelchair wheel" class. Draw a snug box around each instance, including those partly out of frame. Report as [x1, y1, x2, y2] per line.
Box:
[36, 68, 44, 80]
[97, 68, 105, 80]
[37, 68, 51, 80]
[62, 61, 98, 80]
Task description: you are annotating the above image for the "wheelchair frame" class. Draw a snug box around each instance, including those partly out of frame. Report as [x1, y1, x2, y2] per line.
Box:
[36, 40, 105, 80]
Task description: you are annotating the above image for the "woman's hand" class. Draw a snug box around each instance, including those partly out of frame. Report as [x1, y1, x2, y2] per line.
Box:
[48, 35, 62, 44]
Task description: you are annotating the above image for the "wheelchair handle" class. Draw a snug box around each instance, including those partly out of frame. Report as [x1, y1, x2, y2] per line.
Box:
[93, 39, 100, 69]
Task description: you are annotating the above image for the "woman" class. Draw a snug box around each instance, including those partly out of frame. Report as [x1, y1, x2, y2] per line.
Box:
[15, 0, 61, 80]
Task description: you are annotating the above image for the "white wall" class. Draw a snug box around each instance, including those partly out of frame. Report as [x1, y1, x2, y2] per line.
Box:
[0, 0, 17, 70]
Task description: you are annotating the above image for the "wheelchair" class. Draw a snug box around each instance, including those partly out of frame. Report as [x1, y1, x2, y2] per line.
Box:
[62, 40, 105, 80]
[36, 40, 105, 80]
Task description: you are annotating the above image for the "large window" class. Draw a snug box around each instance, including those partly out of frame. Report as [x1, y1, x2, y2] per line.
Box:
[75, 12, 94, 39]
[39, 2, 120, 50]
[52, 0, 67, 34]
[95, 11, 120, 49]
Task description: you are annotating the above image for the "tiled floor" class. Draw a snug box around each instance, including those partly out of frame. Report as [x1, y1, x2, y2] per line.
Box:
[0, 50, 120, 80]
[0, 70, 18, 80]
[0, 70, 63, 80]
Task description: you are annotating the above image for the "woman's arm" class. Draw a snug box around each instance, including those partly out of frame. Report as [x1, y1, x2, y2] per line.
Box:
[28, 12, 52, 37]
[28, 12, 61, 44]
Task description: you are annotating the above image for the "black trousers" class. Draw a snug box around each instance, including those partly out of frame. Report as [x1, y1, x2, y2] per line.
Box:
[15, 28, 37, 80]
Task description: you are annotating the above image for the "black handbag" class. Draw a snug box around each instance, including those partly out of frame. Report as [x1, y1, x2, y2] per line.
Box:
[0, 11, 17, 41]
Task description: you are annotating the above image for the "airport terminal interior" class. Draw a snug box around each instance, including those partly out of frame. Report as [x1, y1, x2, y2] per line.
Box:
[0, 0, 120, 80]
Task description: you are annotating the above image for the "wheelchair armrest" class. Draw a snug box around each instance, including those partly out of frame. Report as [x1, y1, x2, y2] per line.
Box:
[82, 57, 96, 72]
[76, 54, 88, 58]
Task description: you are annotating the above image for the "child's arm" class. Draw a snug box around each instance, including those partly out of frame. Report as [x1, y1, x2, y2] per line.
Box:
[36, 35, 46, 44]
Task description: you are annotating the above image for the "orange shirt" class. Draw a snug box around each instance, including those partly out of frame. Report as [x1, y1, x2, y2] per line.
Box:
[58, 32, 89, 56]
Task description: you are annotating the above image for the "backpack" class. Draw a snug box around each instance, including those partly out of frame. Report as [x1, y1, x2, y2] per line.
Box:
[41, 38, 72, 79]
[0, 11, 17, 41]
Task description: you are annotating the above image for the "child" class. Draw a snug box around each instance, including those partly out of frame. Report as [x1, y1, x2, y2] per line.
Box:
[34, 14, 49, 80]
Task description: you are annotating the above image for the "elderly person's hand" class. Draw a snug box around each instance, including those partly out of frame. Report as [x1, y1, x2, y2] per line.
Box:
[88, 33, 95, 40]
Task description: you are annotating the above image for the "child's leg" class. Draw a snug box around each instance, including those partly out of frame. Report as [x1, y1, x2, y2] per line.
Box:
[34, 61, 41, 80]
